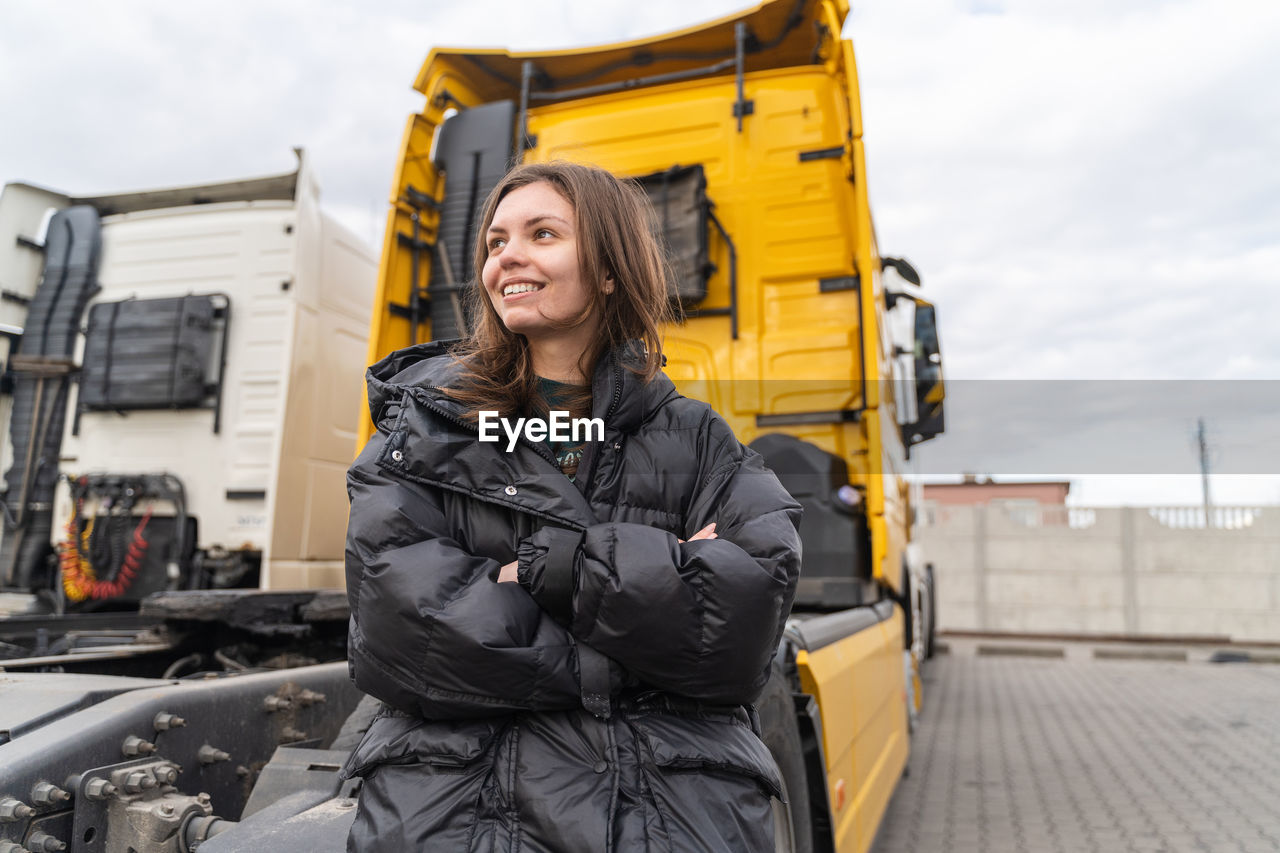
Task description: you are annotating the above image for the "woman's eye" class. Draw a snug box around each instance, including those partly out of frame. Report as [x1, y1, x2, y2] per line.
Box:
[488, 238, 506, 251]
[534, 228, 554, 239]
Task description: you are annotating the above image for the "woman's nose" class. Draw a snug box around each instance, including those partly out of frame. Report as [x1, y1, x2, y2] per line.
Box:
[498, 237, 528, 267]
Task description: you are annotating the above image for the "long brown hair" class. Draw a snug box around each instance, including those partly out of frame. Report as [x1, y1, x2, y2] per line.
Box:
[447, 161, 673, 419]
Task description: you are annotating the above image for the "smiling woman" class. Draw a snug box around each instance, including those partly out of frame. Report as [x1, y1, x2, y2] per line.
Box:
[481, 182, 599, 354]
[341, 161, 803, 851]
[452, 162, 674, 407]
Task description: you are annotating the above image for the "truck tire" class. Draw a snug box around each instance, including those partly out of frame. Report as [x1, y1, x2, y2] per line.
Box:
[330, 693, 381, 752]
[900, 567, 915, 651]
[757, 662, 813, 853]
[925, 563, 937, 659]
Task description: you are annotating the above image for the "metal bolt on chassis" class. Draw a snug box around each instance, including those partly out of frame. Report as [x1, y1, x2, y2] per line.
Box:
[0, 799, 35, 821]
[25, 833, 66, 853]
[28, 784, 71, 807]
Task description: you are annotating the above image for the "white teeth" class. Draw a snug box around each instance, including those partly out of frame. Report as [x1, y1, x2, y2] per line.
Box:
[503, 283, 542, 296]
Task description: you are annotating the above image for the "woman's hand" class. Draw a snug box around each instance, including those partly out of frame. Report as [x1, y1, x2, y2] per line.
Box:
[678, 522, 717, 543]
[497, 523, 715, 583]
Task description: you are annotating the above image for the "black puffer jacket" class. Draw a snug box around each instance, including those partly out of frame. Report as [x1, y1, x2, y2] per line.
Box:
[342, 341, 802, 852]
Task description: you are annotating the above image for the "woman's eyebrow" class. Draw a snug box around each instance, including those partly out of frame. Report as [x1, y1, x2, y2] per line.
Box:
[528, 214, 570, 227]
[488, 214, 570, 235]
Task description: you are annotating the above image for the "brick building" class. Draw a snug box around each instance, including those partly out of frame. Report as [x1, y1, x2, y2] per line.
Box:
[923, 475, 1070, 507]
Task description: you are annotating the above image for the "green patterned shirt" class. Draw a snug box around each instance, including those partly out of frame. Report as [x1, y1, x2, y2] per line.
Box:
[536, 377, 589, 481]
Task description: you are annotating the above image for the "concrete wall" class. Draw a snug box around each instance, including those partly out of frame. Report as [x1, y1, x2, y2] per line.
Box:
[921, 504, 1280, 642]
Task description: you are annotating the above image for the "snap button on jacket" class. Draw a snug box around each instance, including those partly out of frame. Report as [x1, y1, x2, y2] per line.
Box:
[343, 341, 802, 852]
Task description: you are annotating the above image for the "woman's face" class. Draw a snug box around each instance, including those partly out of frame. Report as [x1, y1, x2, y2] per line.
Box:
[481, 181, 603, 342]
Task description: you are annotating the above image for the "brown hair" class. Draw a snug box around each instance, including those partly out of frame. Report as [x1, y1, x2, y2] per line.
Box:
[447, 161, 674, 420]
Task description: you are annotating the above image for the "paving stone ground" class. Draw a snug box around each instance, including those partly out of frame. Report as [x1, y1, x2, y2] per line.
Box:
[871, 642, 1280, 853]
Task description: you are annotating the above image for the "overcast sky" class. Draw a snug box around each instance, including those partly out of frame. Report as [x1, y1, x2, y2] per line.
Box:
[2, 0, 1277, 505]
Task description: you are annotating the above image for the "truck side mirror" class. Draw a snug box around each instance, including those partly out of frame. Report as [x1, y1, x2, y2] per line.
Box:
[907, 298, 945, 445]
[881, 256, 921, 286]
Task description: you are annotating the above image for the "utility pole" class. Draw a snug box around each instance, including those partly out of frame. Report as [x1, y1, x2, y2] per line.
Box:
[1196, 418, 1212, 527]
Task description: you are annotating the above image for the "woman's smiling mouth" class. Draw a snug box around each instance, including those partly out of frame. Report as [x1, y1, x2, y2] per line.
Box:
[502, 282, 544, 297]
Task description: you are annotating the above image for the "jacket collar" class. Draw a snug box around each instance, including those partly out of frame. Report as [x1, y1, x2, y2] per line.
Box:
[365, 339, 463, 424]
[367, 340, 677, 529]
[366, 339, 676, 434]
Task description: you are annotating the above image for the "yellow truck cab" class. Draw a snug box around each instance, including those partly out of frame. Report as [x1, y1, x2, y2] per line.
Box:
[365, 1, 947, 849]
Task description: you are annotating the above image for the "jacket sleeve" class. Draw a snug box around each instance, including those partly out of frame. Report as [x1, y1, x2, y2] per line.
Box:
[517, 414, 801, 705]
[346, 430, 584, 719]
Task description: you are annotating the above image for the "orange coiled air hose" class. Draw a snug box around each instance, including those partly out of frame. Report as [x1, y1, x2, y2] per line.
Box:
[60, 499, 153, 602]
[60, 497, 95, 602]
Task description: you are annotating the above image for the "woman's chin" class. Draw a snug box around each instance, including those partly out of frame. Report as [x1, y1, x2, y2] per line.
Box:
[499, 311, 598, 344]
[501, 319, 546, 338]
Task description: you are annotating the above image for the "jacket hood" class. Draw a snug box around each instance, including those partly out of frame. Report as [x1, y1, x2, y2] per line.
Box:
[366, 339, 464, 420]
[365, 339, 678, 433]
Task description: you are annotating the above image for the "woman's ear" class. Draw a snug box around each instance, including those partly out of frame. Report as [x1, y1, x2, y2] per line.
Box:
[603, 273, 615, 295]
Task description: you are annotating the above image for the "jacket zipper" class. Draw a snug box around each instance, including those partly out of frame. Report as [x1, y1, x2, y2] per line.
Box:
[573, 353, 623, 499]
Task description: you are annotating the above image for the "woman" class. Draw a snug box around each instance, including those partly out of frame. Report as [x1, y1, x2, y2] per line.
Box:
[342, 161, 802, 852]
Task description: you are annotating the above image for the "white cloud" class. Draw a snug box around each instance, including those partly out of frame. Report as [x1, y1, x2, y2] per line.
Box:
[849, 0, 1280, 383]
[3, 0, 1277, 503]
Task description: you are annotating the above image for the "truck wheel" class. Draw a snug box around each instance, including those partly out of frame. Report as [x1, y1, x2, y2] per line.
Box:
[330, 693, 381, 751]
[925, 563, 937, 659]
[900, 568, 915, 651]
[771, 785, 798, 853]
[757, 662, 813, 853]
